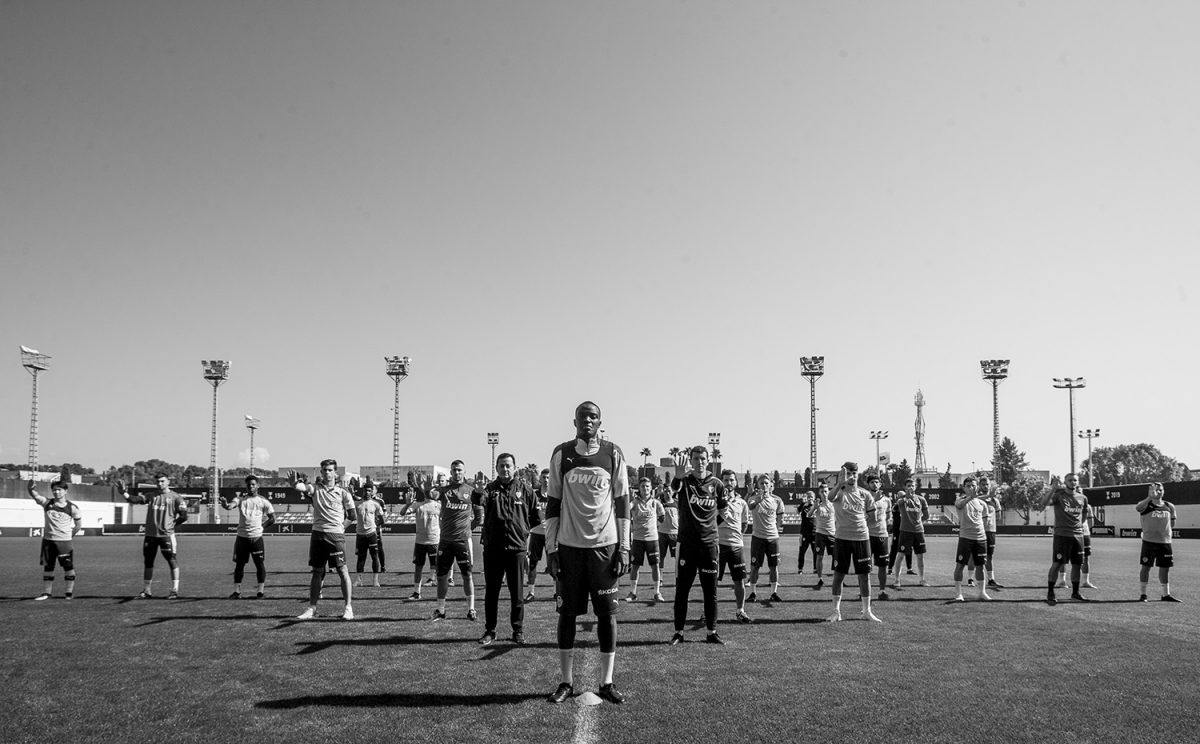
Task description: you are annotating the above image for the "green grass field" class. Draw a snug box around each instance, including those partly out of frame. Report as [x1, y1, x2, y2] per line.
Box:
[2, 534, 1197, 744]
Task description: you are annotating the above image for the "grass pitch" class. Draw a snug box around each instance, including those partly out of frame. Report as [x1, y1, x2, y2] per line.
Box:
[1, 535, 1197, 744]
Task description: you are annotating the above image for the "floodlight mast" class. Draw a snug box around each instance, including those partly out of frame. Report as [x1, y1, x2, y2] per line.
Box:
[1052, 377, 1087, 476]
[980, 360, 1010, 482]
[800, 356, 825, 479]
[1078, 428, 1101, 488]
[21, 346, 51, 470]
[385, 356, 413, 485]
[244, 416, 261, 476]
[202, 360, 230, 523]
[869, 431, 889, 474]
[487, 433, 500, 478]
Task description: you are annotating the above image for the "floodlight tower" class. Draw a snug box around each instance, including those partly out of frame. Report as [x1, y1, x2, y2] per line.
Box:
[708, 432, 721, 474]
[1078, 428, 1101, 488]
[385, 356, 413, 485]
[1052, 377, 1087, 476]
[869, 431, 889, 472]
[20, 346, 51, 470]
[487, 432, 500, 477]
[244, 415, 261, 476]
[980, 360, 1010, 481]
[800, 356, 825, 476]
[202, 360, 230, 523]
[914, 390, 928, 474]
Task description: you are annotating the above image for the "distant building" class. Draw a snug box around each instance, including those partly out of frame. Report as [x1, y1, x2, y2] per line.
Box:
[358, 464, 450, 485]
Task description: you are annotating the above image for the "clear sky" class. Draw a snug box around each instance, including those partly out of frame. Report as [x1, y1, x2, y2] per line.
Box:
[2, 1, 1197, 478]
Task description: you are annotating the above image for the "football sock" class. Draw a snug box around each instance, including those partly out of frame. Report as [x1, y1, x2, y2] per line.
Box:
[65, 577, 75, 595]
[1140, 581, 1148, 595]
[599, 652, 615, 686]
[559, 649, 574, 685]
[43, 579, 53, 595]
[832, 595, 842, 613]
[1162, 582, 1171, 597]
[771, 581, 779, 594]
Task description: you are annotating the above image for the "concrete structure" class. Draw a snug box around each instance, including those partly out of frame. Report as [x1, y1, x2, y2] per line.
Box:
[358, 464, 449, 486]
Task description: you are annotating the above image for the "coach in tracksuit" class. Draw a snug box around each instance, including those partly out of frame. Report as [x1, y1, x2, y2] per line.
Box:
[477, 453, 541, 646]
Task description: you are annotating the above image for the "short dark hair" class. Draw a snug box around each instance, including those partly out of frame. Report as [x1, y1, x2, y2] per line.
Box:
[575, 400, 601, 418]
[51, 480, 69, 490]
[540, 468, 550, 476]
[689, 445, 709, 456]
[244, 475, 258, 486]
[496, 452, 516, 466]
[841, 461, 859, 472]
[904, 478, 915, 485]
[154, 472, 168, 480]
[638, 476, 652, 484]
[866, 474, 881, 483]
[962, 476, 976, 486]
[320, 459, 338, 470]
[451, 459, 465, 469]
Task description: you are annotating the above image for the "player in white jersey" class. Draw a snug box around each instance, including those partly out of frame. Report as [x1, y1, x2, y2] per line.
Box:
[625, 477, 665, 602]
[28, 478, 82, 600]
[290, 460, 357, 620]
[809, 483, 836, 590]
[717, 469, 753, 623]
[1136, 483, 1180, 602]
[220, 475, 276, 599]
[827, 463, 880, 622]
[863, 474, 893, 601]
[399, 482, 441, 600]
[747, 474, 785, 603]
[953, 477, 992, 601]
[353, 483, 386, 587]
[545, 401, 630, 705]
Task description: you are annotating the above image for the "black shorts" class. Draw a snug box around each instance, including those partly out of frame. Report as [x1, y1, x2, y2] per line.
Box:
[436, 539, 473, 576]
[868, 535, 889, 567]
[631, 539, 659, 568]
[750, 536, 780, 569]
[233, 536, 264, 564]
[956, 537, 987, 566]
[556, 544, 621, 617]
[143, 534, 178, 563]
[679, 541, 720, 575]
[355, 532, 380, 555]
[899, 530, 927, 554]
[412, 542, 438, 568]
[308, 531, 346, 570]
[40, 539, 74, 572]
[1140, 541, 1173, 568]
[528, 533, 546, 565]
[1052, 534, 1085, 567]
[813, 533, 835, 556]
[831, 538, 871, 575]
[718, 543, 746, 582]
[657, 533, 678, 558]
[985, 531, 996, 559]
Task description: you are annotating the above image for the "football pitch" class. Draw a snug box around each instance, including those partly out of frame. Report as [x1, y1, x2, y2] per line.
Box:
[2, 535, 1197, 744]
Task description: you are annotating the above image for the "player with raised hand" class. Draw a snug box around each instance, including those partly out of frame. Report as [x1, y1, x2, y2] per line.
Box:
[398, 481, 440, 600]
[120, 473, 188, 599]
[1038, 472, 1091, 606]
[892, 479, 930, 588]
[545, 401, 630, 705]
[809, 483, 835, 590]
[353, 481, 385, 588]
[1136, 483, 1180, 602]
[747, 474, 785, 603]
[290, 460, 356, 620]
[477, 452, 540, 646]
[219, 475, 275, 599]
[827, 462, 880, 622]
[669, 445, 729, 645]
[431, 460, 484, 622]
[716, 468, 752, 623]
[863, 474, 893, 601]
[28, 478, 82, 600]
[952, 477, 991, 602]
[625, 477, 665, 603]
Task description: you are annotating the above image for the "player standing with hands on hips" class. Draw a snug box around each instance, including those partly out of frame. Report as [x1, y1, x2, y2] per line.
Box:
[545, 401, 630, 705]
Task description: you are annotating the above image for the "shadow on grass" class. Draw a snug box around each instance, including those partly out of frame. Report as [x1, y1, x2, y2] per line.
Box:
[256, 691, 545, 709]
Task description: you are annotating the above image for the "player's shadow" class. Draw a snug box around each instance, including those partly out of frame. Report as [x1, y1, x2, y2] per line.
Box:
[256, 691, 545, 709]
[271, 617, 428, 630]
[134, 614, 298, 627]
[294, 635, 476, 655]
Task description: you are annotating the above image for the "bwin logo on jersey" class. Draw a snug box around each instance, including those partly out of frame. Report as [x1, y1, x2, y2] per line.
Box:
[566, 471, 611, 489]
[689, 495, 715, 508]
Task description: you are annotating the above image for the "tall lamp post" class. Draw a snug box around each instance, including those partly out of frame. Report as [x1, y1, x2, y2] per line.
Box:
[1052, 377, 1086, 476]
[202, 360, 230, 524]
[708, 432, 721, 475]
[244, 415, 261, 476]
[487, 432, 500, 478]
[1078, 428, 1101, 488]
[800, 356, 825, 479]
[385, 355, 413, 485]
[980, 360, 1010, 482]
[869, 431, 889, 476]
[20, 346, 51, 471]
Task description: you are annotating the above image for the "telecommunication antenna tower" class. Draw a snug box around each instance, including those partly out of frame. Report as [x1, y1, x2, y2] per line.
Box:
[914, 389, 928, 474]
[21, 346, 51, 470]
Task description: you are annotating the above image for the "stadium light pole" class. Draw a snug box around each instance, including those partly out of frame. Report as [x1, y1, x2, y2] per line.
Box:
[708, 432, 721, 474]
[1078, 428, 1101, 488]
[20, 346, 51, 471]
[487, 432, 500, 478]
[980, 359, 1010, 482]
[385, 355, 413, 485]
[800, 356, 825, 478]
[244, 415, 261, 477]
[869, 431, 889, 474]
[1052, 377, 1086, 476]
[202, 360, 230, 524]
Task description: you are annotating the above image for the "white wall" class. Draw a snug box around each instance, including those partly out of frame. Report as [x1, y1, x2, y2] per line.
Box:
[0, 498, 118, 531]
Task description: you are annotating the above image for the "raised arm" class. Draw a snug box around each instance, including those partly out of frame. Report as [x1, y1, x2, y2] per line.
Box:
[118, 480, 147, 505]
[1134, 485, 1155, 513]
[1035, 487, 1056, 511]
[27, 479, 48, 506]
